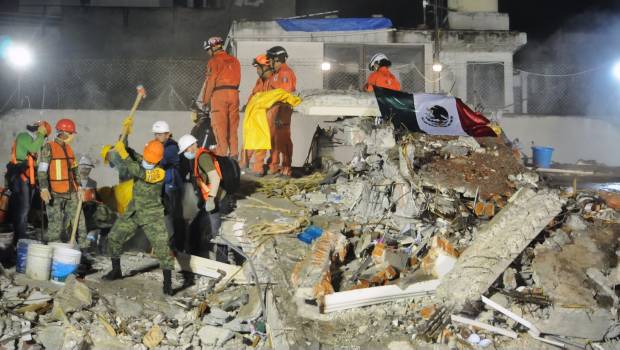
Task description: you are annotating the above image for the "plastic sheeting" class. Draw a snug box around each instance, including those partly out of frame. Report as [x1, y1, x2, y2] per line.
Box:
[276, 18, 393, 32]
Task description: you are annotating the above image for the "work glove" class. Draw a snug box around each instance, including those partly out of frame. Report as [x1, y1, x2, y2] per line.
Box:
[121, 115, 134, 136]
[40, 188, 51, 204]
[114, 140, 129, 160]
[205, 197, 216, 212]
[37, 124, 48, 136]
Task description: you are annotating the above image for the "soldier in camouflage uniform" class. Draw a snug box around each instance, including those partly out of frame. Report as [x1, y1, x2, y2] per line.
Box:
[38, 119, 89, 250]
[102, 139, 175, 295]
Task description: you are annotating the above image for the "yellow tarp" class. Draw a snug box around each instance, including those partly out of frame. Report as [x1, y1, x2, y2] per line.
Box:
[98, 180, 134, 215]
[243, 88, 301, 150]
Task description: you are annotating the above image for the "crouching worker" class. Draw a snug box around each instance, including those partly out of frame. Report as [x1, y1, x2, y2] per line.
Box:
[102, 139, 176, 295]
[177, 134, 229, 262]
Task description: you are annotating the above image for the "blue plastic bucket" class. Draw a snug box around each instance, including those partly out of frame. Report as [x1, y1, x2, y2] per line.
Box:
[50, 245, 81, 283]
[532, 146, 554, 168]
[16, 239, 39, 274]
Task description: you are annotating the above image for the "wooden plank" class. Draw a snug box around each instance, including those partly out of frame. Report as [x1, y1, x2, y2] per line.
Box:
[450, 314, 518, 339]
[323, 279, 440, 313]
[533, 168, 594, 176]
[174, 253, 248, 284]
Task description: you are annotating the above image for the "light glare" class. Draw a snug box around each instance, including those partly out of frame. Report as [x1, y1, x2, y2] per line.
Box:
[432, 63, 443, 72]
[321, 62, 331, 71]
[6, 44, 33, 70]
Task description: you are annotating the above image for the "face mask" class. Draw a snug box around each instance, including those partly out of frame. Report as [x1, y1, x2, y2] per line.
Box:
[141, 160, 155, 170]
[183, 152, 195, 160]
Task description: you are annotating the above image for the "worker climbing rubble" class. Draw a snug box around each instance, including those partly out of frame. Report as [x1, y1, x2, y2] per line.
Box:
[102, 139, 177, 295]
[266, 45, 297, 177]
[200, 36, 241, 160]
[178, 134, 240, 263]
[38, 119, 89, 250]
[364, 52, 401, 92]
[6, 120, 51, 240]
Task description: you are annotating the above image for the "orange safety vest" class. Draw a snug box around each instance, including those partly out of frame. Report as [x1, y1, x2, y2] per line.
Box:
[48, 141, 78, 194]
[193, 147, 222, 201]
[10, 142, 36, 185]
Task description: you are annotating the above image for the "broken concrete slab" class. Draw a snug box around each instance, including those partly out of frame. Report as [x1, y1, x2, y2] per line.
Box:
[436, 188, 564, 309]
[536, 307, 615, 340]
[51, 275, 92, 317]
[113, 297, 144, 319]
[197, 325, 233, 347]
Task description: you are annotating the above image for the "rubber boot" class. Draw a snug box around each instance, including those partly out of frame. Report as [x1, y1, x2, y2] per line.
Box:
[163, 269, 173, 296]
[181, 271, 195, 288]
[102, 257, 122, 280]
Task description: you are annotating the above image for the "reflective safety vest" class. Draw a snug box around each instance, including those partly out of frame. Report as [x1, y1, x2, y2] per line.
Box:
[48, 141, 78, 194]
[10, 142, 36, 185]
[193, 147, 222, 201]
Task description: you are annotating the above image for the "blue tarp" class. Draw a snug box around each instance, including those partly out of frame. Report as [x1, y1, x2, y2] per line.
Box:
[276, 18, 393, 32]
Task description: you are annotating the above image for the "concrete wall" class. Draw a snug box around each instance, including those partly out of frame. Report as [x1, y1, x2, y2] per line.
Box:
[501, 115, 620, 166]
[448, 0, 498, 12]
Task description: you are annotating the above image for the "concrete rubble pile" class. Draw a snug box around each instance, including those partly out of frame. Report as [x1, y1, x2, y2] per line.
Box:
[0, 253, 267, 349]
[242, 117, 620, 349]
[3, 116, 620, 349]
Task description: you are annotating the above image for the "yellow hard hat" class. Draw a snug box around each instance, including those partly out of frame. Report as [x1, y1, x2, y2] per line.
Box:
[101, 144, 112, 164]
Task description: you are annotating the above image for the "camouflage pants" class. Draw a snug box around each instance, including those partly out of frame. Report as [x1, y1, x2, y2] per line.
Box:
[46, 193, 88, 249]
[106, 210, 174, 270]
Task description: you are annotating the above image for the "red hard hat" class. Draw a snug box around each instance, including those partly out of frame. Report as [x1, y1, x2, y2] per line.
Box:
[35, 121, 52, 136]
[56, 118, 76, 134]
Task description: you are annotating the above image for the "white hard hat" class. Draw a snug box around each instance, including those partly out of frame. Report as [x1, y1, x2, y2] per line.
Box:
[369, 52, 388, 71]
[177, 134, 198, 154]
[152, 121, 170, 133]
[78, 155, 94, 168]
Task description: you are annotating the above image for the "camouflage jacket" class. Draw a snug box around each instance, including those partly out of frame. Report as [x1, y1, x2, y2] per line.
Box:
[120, 156, 165, 222]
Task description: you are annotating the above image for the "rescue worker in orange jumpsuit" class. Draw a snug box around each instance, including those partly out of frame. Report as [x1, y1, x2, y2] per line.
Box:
[201, 36, 241, 160]
[242, 54, 274, 176]
[6, 121, 51, 239]
[266, 46, 297, 177]
[38, 119, 89, 250]
[364, 53, 401, 92]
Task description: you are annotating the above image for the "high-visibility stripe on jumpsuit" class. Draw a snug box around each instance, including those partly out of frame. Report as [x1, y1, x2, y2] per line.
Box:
[202, 50, 241, 158]
[267, 63, 296, 176]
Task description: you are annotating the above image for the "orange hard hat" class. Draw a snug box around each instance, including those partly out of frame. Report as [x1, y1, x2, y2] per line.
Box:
[143, 139, 164, 164]
[56, 118, 76, 134]
[252, 54, 269, 67]
[36, 121, 52, 136]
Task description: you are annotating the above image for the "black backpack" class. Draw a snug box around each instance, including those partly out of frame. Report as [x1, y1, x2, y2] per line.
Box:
[214, 155, 240, 194]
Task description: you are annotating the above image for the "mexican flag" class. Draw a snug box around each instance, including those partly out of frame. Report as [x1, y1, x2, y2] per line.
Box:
[373, 86, 497, 137]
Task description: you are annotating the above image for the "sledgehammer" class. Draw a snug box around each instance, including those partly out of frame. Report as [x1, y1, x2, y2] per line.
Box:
[120, 85, 147, 142]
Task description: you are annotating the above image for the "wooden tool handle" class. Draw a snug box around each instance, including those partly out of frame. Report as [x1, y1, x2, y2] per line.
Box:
[69, 196, 83, 246]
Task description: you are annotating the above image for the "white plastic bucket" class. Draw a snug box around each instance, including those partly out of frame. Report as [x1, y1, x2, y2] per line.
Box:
[25, 243, 53, 281]
[50, 246, 82, 283]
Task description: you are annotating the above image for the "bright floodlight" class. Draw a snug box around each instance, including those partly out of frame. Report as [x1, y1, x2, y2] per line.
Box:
[432, 63, 443, 72]
[613, 61, 620, 80]
[321, 62, 331, 71]
[6, 43, 33, 70]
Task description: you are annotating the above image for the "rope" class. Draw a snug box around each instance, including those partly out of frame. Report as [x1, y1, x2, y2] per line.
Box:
[255, 172, 325, 198]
